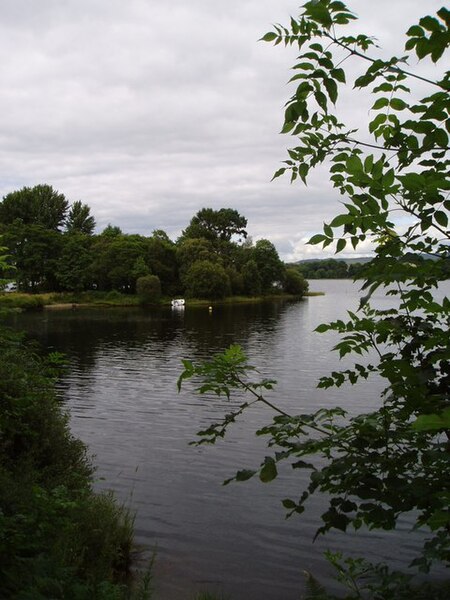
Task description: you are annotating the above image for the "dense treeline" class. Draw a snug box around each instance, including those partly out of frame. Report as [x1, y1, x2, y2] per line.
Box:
[0, 185, 308, 299]
[292, 259, 366, 279]
[292, 255, 449, 280]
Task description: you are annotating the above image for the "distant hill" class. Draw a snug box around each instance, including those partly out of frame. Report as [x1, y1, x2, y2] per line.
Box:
[288, 257, 367, 279]
[289, 253, 446, 280]
[296, 257, 373, 265]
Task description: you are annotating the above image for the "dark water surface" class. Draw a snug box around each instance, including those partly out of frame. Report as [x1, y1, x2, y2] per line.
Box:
[8, 280, 449, 599]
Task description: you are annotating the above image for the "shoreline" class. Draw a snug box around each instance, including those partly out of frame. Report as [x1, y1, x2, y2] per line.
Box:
[1, 291, 324, 312]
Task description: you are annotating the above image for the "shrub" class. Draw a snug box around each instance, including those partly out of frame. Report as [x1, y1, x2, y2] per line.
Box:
[136, 274, 162, 304]
[0, 326, 142, 599]
[283, 268, 309, 296]
[183, 260, 230, 299]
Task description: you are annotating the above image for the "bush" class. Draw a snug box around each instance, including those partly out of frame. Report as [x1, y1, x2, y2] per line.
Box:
[283, 268, 308, 296]
[136, 274, 162, 304]
[0, 326, 142, 599]
[183, 260, 230, 299]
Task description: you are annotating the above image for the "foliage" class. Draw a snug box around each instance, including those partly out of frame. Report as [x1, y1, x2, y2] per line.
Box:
[0, 184, 69, 231]
[177, 237, 217, 282]
[303, 552, 450, 600]
[66, 200, 96, 235]
[90, 234, 148, 293]
[241, 259, 262, 296]
[0, 292, 45, 311]
[295, 259, 364, 279]
[56, 233, 94, 292]
[179, 0, 450, 593]
[283, 267, 309, 295]
[0, 188, 291, 301]
[146, 231, 178, 295]
[2, 223, 63, 292]
[252, 239, 286, 291]
[0, 325, 150, 599]
[101, 224, 123, 237]
[136, 274, 162, 304]
[182, 207, 247, 243]
[183, 260, 231, 299]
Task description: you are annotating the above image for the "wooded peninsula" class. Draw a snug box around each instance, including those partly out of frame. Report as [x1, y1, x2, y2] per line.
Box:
[0, 184, 309, 303]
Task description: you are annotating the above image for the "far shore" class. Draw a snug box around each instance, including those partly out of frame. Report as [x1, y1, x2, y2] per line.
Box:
[0, 290, 324, 312]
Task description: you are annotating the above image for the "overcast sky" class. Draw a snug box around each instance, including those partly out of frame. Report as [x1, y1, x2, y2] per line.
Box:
[0, 0, 443, 260]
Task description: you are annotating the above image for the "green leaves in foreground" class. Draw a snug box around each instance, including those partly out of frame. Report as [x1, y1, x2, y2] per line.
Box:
[180, 0, 450, 593]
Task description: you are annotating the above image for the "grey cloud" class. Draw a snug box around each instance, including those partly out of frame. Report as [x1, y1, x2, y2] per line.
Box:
[0, 0, 443, 259]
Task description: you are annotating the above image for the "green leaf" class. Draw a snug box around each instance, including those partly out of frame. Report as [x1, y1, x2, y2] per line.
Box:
[346, 155, 363, 174]
[434, 211, 448, 228]
[419, 16, 441, 33]
[373, 83, 393, 93]
[371, 97, 389, 110]
[260, 458, 278, 483]
[406, 25, 424, 37]
[260, 31, 278, 42]
[400, 173, 425, 190]
[323, 223, 333, 238]
[315, 91, 328, 111]
[331, 68, 346, 83]
[281, 121, 296, 134]
[308, 234, 327, 245]
[305, 2, 333, 27]
[282, 498, 297, 509]
[293, 62, 314, 71]
[330, 214, 353, 227]
[390, 98, 407, 111]
[324, 78, 338, 104]
[298, 163, 309, 184]
[335, 238, 347, 253]
[271, 167, 287, 181]
[235, 469, 257, 482]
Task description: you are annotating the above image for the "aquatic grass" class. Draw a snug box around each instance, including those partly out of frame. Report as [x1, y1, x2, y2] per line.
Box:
[0, 292, 45, 311]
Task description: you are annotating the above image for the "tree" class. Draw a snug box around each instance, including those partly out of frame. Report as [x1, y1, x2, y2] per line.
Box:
[90, 234, 147, 292]
[176, 237, 217, 287]
[183, 260, 231, 299]
[0, 185, 69, 231]
[146, 230, 178, 295]
[182, 208, 248, 243]
[252, 239, 285, 292]
[136, 274, 162, 304]
[65, 200, 96, 235]
[241, 259, 262, 296]
[100, 224, 122, 237]
[56, 233, 93, 292]
[179, 1, 450, 593]
[283, 267, 309, 295]
[3, 223, 62, 292]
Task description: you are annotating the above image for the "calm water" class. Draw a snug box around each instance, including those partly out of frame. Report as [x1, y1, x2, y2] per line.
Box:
[8, 280, 449, 599]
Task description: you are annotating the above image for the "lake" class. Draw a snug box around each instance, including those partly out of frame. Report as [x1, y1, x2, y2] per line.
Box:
[7, 280, 449, 599]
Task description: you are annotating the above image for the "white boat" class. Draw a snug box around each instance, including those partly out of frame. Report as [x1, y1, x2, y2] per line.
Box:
[171, 298, 185, 307]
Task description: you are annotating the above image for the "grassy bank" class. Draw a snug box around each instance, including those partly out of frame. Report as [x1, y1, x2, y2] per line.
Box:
[0, 290, 323, 311]
[0, 325, 151, 599]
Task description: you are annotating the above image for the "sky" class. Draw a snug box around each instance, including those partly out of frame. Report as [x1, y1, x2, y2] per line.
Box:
[0, 0, 444, 260]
